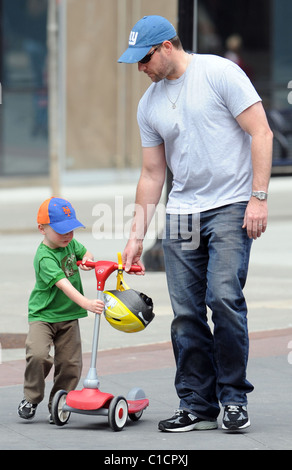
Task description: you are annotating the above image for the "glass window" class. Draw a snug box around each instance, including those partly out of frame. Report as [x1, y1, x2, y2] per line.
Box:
[0, 0, 48, 177]
[270, 0, 292, 168]
[197, 0, 271, 103]
[197, 0, 292, 168]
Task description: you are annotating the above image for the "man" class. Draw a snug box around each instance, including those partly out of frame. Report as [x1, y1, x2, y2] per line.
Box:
[118, 15, 273, 432]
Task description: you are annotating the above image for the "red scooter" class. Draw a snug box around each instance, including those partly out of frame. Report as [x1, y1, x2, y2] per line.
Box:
[51, 257, 149, 431]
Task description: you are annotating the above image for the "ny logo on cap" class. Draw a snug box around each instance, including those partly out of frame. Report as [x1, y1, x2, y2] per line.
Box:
[129, 31, 138, 45]
[62, 206, 71, 217]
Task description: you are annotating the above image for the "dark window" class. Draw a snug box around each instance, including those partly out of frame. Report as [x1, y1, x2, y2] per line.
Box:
[0, 0, 48, 177]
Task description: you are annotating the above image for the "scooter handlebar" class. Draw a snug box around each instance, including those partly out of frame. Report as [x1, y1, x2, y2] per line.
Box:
[77, 259, 142, 289]
[76, 260, 96, 268]
[76, 260, 141, 273]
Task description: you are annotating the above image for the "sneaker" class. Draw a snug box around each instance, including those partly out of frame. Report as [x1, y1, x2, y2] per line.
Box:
[18, 399, 38, 420]
[222, 405, 250, 430]
[158, 409, 218, 432]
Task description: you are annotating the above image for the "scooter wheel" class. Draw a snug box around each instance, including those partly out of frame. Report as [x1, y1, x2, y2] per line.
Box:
[51, 390, 71, 426]
[127, 387, 146, 421]
[108, 396, 128, 431]
[127, 387, 146, 401]
[129, 409, 143, 421]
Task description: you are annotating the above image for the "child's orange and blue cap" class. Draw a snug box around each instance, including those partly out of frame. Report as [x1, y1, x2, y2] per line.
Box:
[37, 197, 85, 234]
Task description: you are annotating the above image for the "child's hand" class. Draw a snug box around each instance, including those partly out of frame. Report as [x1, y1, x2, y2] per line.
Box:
[86, 299, 104, 315]
[79, 255, 94, 271]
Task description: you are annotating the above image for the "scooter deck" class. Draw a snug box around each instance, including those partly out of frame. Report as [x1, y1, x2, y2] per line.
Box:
[128, 399, 149, 414]
[66, 388, 149, 415]
[66, 388, 114, 411]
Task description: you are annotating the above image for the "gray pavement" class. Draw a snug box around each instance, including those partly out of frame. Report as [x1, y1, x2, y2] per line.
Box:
[0, 172, 292, 452]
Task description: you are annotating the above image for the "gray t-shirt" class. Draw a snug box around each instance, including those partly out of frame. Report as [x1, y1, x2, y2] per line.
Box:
[137, 54, 261, 214]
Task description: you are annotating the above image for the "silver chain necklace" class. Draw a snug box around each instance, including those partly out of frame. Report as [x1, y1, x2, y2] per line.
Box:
[164, 55, 191, 109]
[164, 74, 186, 109]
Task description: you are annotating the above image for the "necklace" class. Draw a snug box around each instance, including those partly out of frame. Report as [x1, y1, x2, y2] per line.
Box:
[163, 55, 191, 109]
[164, 75, 186, 109]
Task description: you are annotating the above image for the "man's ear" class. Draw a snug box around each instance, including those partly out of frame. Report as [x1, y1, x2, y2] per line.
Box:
[162, 40, 173, 55]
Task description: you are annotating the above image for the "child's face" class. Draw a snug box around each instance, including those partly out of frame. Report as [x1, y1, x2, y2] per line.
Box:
[38, 224, 74, 249]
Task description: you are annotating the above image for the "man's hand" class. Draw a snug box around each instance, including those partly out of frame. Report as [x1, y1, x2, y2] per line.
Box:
[242, 198, 268, 240]
[122, 238, 145, 274]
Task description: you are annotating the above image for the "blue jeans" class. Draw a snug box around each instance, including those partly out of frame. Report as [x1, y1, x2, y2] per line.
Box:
[162, 203, 254, 420]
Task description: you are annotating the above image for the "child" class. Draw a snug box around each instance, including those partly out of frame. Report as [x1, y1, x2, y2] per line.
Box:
[18, 197, 104, 422]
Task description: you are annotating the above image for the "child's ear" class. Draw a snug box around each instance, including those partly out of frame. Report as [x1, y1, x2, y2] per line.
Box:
[38, 223, 46, 234]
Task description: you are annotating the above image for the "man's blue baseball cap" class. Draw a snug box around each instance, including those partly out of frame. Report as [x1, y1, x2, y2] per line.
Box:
[118, 16, 177, 64]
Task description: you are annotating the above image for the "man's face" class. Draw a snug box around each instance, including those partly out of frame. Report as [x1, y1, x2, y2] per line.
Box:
[137, 44, 173, 82]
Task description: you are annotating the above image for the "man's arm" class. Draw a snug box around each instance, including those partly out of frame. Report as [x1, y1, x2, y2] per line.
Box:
[123, 143, 167, 272]
[236, 101, 273, 239]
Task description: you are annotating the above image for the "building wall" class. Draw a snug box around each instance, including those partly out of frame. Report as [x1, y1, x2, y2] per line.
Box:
[66, 0, 178, 171]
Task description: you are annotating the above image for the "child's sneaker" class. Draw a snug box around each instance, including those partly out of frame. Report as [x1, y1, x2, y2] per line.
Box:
[18, 399, 38, 420]
[158, 409, 218, 432]
[222, 405, 250, 430]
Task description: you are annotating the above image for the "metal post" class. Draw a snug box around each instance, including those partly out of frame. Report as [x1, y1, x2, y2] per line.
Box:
[193, 0, 198, 53]
[47, 0, 60, 196]
[83, 291, 104, 389]
[116, 0, 127, 168]
[58, 0, 67, 178]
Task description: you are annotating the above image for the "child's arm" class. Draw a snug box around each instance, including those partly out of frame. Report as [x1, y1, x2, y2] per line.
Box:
[55, 278, 104, 315]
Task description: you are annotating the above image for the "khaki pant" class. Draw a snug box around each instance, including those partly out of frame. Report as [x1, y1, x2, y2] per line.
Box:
[24, 320, 82, 411]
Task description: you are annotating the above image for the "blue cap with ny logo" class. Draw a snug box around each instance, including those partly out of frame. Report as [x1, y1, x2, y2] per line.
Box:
[118, 15, 177, 64]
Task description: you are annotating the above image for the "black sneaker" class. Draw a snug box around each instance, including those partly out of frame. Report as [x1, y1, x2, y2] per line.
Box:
[222, 405, 250, 430]
[158, 409, 218, 432]
[18, 399, 38, 420]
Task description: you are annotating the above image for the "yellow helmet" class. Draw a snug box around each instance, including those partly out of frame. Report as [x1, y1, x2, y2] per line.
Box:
[103, 289, 155, 333]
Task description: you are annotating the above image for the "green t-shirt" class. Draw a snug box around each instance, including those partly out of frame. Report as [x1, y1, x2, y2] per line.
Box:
[28, 239, 88, 323]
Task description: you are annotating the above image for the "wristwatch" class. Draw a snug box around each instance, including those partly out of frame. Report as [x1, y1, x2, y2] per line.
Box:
[251, 191, 268, 201]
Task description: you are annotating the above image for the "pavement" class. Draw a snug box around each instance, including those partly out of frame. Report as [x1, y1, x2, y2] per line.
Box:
[0, 170, 292, 453]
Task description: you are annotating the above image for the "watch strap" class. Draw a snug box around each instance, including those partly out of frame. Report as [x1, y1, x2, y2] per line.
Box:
[251, 191, 268, 200]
